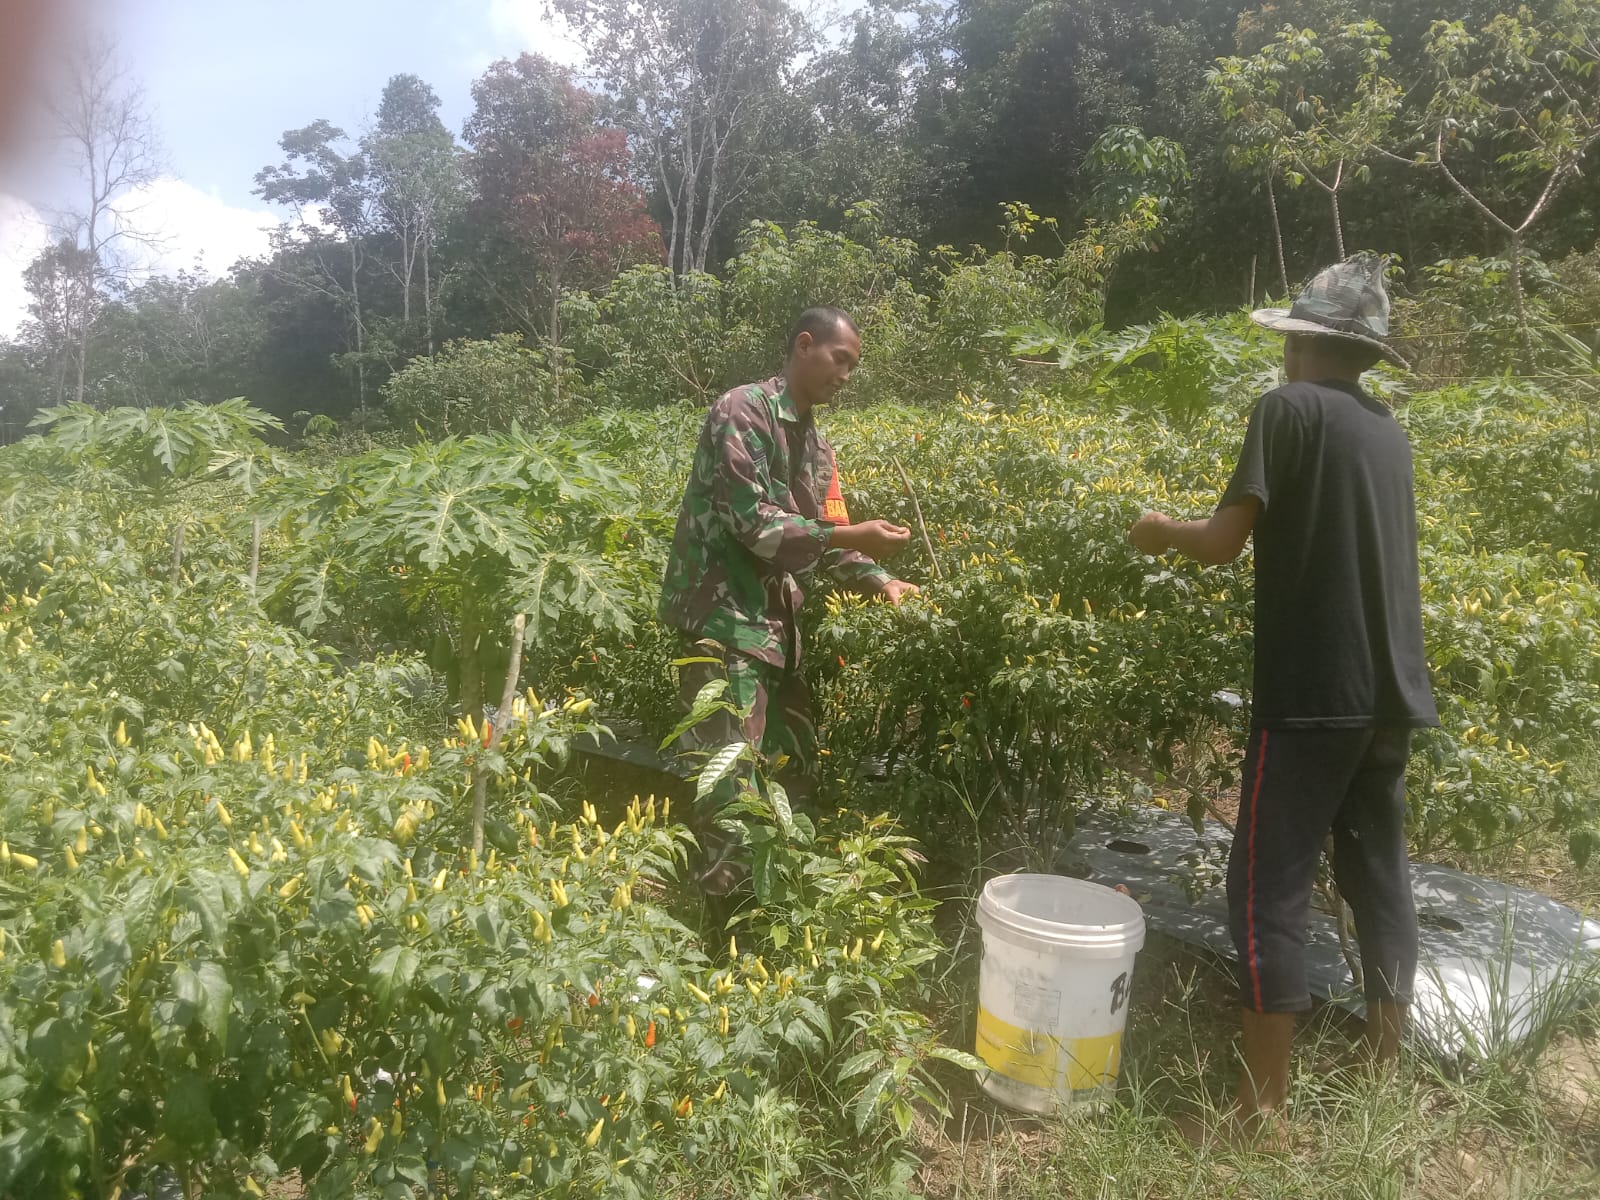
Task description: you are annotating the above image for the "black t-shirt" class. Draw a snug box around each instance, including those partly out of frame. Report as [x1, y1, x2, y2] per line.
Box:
[1219, 379, 1439, 729]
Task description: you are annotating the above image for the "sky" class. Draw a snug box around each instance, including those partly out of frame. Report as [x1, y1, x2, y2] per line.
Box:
[0, 0, 595, 336]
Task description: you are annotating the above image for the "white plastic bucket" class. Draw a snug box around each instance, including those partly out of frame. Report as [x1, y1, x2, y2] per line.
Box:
[974, 873, 1146, 1113]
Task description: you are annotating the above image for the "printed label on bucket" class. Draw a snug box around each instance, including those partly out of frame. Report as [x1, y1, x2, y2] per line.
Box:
[975, 1007, 1123, 1093]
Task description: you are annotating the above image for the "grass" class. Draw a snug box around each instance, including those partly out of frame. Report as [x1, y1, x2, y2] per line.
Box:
[542, 756, 1600, 1198]
[910, 930, 1600, 1200]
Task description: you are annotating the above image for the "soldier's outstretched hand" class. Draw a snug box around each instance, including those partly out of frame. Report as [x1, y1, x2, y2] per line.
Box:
[833, 519, 912, 559]
[882, 579, 920, 606]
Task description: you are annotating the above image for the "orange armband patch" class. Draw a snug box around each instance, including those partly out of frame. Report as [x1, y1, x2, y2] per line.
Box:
[822, 467, 850, 524]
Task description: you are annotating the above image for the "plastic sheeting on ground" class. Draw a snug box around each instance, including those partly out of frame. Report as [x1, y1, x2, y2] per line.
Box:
[1061, 806, 1600, 1059]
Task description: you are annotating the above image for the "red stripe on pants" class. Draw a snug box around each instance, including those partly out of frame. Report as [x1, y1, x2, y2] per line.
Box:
[1246, 729, 1270, 1011]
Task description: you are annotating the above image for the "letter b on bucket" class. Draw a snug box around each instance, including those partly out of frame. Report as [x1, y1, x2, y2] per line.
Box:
[975, 874, 1146, 1113]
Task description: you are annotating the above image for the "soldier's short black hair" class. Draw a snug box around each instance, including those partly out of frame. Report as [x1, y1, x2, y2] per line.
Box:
[787, 307, 859, 355]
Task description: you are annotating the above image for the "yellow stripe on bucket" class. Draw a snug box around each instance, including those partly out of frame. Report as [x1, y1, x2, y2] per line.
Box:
[975, 1008, 1123, 1092]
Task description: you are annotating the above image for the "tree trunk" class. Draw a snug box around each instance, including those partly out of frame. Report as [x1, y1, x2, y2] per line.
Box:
[75, 320, 89, 405]
[548, 263, 562, 411]
[400, 230, 414, 326]
[695, 132, 724, 274]
[678, 113, 700, 276]
[1266, 174, 1289, 296]
[665, 156, 685, 278]
[349, 238, 366, 415]
[76, 171, 99, 406]
[1329, 185, 1346, 261]
[1509, 230, 1535, 366]
[422, 236, 435, 357]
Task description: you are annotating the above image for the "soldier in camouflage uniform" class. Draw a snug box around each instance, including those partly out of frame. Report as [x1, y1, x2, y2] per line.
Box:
[660, 307, 919, 893]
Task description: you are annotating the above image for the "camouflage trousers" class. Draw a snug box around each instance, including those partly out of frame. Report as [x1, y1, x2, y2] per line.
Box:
[676, 638, 817, 893]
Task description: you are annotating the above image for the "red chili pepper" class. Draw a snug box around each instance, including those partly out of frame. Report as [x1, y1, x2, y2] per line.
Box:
[507, 1016, 523, 1031]
[837, 656, 846, 668]
[644, 1020, 657, 1048]
[962, 696, 971, 709]
[587, 992, 600, 1008]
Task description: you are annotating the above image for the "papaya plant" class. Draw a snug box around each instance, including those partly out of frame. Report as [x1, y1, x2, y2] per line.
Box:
[259, 428, 649, 724]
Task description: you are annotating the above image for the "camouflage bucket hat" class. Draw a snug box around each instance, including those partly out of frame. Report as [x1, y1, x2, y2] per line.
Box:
[1251, 255, 1409, 370]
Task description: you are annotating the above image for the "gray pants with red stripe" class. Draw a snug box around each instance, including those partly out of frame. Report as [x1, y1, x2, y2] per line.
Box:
[1227, 725, 1419, 1012]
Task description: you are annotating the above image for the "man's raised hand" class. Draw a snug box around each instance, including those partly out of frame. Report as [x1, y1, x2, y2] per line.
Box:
[1128, 511, 1173, 556]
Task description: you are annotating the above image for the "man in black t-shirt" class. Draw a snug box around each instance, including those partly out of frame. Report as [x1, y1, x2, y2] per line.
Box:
[1129, 257, 1438, 1138]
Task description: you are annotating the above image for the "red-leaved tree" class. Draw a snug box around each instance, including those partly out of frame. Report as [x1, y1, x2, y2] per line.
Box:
[464, 54, 661, 382]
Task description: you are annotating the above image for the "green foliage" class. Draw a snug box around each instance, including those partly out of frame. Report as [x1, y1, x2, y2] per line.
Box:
[719, 201, 927, 403]
[1003, 310, 1281, 427]
[1082, 125, 1191, 223]
[565, 266, 727, 409]
[26, 399, 285, 498]
[381, 333, 570, 437]
[0, 415, 957, 1199]
[260, 429, 647, 721]
[1396, 255, 1560, 378]
[754, 357, 1595, 871]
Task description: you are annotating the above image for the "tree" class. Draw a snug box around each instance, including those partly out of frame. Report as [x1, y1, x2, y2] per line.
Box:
[729, 0, 945, 238]
[90, 266, 269, 408]
[19, 239, 100, 405]
[1081, 124, 1191, 228]
[255, 121, 380, 414]
[463, 55, 659, 391]
[1404, 5, 1600, 355]
[552, 0, 806, 274]
[363, 74, 462, 356]
[46, 38, 163, 405]
[1209, 20, 1403, 262]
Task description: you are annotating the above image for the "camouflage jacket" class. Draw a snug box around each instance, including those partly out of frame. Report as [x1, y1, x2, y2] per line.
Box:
[658, 377, 891, 668]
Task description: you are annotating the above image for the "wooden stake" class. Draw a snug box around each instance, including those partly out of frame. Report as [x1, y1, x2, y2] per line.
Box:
[248, 517, 261, 592]
[170, 521, 185, 585]
[891, 456, 943, 580]
[472, 612, 527, 859]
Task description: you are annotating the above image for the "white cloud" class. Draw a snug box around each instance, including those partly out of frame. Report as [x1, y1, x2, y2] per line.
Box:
[121, 177, 277, 276]
[486, 0, 587, 68]
[0, 195, 51, 338]
[0, 178, 278, 338]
